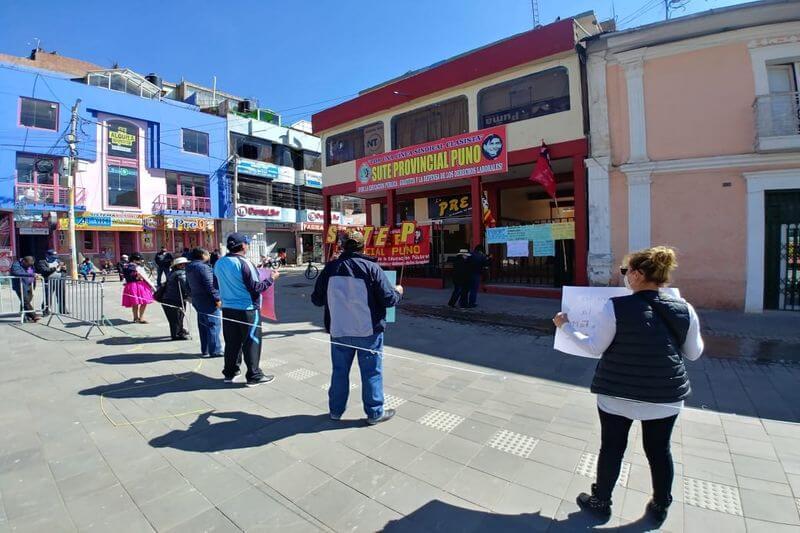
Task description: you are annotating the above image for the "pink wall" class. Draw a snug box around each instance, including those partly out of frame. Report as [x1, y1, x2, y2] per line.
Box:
[644, 43, 756, 161]
[606, 64, 630, 166]
[650, 170, 746, 309]
[77, 115, 166, 214]
[609, 170, 629, 286]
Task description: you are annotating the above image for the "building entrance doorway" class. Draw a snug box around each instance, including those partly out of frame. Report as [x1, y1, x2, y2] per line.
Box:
[765, 190, 800, 311]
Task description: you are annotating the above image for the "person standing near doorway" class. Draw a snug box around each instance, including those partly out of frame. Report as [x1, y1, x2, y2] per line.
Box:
[447, 248, 471, 308]
[186, 248, 223, 357]
[466, 244, 490, 308]
[155, 247, 173, 288]
[11, 256, 38, 322]
[552, 246, 704, 523]
[311, 230, 403, 425]
[214, 233, 279, 387]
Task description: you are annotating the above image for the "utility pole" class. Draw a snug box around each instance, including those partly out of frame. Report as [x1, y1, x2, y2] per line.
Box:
[67, 99, 81, 280]
[232, 154, 239, 233]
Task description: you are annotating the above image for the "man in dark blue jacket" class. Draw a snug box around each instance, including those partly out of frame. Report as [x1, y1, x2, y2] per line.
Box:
[11, 256, 38, 322]
[311, 231, 403, 425]
[186, 248, 223, 357]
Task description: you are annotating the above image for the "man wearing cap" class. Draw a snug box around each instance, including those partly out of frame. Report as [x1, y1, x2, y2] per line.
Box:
[311, 230, 403, 425]
[214, 233, 279, 387]
[35, 249, 66, 316]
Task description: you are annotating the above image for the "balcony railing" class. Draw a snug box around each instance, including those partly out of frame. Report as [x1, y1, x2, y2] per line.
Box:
[754, 91, 800, 151]
[153, 194, 211, 214]
[15, 183, 86, 207]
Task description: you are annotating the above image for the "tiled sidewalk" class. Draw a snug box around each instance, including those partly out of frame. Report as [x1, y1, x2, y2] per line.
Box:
[0, 274, 798, 532]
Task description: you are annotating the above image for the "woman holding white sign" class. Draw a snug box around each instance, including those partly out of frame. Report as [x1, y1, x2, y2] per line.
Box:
[552, 246, 703, 524]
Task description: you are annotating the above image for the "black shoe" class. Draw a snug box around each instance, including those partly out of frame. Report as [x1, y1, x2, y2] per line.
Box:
[367, 408, 396, 425]
[211, 353, 224, 358]
[246, 375, 275, 387]
[576, 484, 612, 518]
[223, 370, 242, 383]
[646, 496, 672, 523]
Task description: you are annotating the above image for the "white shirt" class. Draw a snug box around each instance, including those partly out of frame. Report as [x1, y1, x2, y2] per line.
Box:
[561, 298, 704, 420]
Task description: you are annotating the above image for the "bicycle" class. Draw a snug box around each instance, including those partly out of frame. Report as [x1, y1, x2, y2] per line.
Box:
[304, 260, 319, 280]
[143, 260, 157, 280]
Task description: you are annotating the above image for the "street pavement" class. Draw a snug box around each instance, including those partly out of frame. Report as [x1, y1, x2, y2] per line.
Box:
[0, 270, 799, 532]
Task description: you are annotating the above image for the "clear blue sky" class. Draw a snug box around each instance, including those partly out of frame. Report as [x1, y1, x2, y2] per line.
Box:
[0, 0, 751, 124]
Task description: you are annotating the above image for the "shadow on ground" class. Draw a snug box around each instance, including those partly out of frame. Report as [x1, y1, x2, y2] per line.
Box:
[79, 372, 228, 399]
[97, 335, 176, 346]
[149, 411, 363, 452]
[380, 499, 661, 532]
[87, 353, 202, 365]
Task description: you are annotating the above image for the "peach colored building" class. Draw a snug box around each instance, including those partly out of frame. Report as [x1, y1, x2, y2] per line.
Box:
[585, 0, 800, 312]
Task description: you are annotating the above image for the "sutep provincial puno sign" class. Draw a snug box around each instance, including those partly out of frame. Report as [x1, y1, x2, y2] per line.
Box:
[354, 125, 507, 194]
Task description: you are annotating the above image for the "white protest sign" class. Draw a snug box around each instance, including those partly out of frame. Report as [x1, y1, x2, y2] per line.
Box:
[554, 286, 681, 358]
[506, 240, 529, 257]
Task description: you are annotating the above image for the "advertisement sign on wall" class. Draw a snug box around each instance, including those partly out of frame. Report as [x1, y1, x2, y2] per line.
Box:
[237, 159, 279, 179]
[60, 213, 144, 232]
[235, 204, 282, 220]
[304, 172, 322, 188]
[326, 222, 431, 267]
[428, 193, 471, 219]
[164, 217, 212, 232]
[354, 125, 507, 194]
[107, 120, 138, 159]
[304, 210, 341, 224]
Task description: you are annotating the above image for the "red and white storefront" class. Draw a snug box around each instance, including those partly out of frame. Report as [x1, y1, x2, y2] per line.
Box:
[314, 17, 597, 297]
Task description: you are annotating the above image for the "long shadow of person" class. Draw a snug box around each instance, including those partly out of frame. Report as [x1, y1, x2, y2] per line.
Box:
[380, 499, 660, 532]
[79, 372, 231, 399]
[149, 411, 363, 453]
[86, 353, 200, 365]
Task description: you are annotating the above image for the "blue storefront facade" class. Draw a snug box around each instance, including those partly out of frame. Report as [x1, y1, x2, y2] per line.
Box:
[0, 63, 229, 270]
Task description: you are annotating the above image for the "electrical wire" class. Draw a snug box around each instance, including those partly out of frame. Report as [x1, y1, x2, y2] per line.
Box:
[618, 0, 664, 26]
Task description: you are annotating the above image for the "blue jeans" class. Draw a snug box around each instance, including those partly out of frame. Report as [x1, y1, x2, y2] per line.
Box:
[330, 333, 384, 420]
[195, 307, 222, 356]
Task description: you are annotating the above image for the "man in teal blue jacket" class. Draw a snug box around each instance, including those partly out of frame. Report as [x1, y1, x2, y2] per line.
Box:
[214, 233, 280, 386]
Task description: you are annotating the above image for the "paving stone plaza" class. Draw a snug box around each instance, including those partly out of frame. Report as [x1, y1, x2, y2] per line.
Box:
[1, 271, 799, 532]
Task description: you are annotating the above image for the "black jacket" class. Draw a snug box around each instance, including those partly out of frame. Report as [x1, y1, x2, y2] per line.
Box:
[155, 251, 173, 269]
[185, 260, 219, 311]
[10, 260, 36, 292]
[451, 254, 471, 285]
[162, 269, 191, 306]
[590, 291, 692, 404]
[311, 251, 401, 336]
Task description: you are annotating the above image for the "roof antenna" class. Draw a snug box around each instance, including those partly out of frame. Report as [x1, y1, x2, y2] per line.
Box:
[530, 0, 540, 28]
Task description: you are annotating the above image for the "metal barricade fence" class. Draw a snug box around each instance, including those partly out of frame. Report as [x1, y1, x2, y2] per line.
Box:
[44, 277, 111, 337]
[0, 275, 44, 323]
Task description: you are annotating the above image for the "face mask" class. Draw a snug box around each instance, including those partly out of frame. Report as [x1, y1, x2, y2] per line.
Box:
[623, 273, 632, 290]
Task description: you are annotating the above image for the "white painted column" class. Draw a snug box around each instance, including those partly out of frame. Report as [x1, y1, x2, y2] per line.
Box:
[618, 52, 648, 163]
[626, 171, 652, 252]
[744, 181, 765, 313]
[586, 157, 613, 285]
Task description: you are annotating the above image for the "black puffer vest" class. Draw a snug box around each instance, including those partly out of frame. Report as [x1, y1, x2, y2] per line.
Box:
[590, 291, 691, 403]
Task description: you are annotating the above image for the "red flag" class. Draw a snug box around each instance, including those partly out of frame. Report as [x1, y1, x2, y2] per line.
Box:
[530, 142, 556, 198]
[481, 190, 496, 228]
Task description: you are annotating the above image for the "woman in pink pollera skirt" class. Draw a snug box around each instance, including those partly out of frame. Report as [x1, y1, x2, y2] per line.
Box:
[121, 252, 156, 323]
